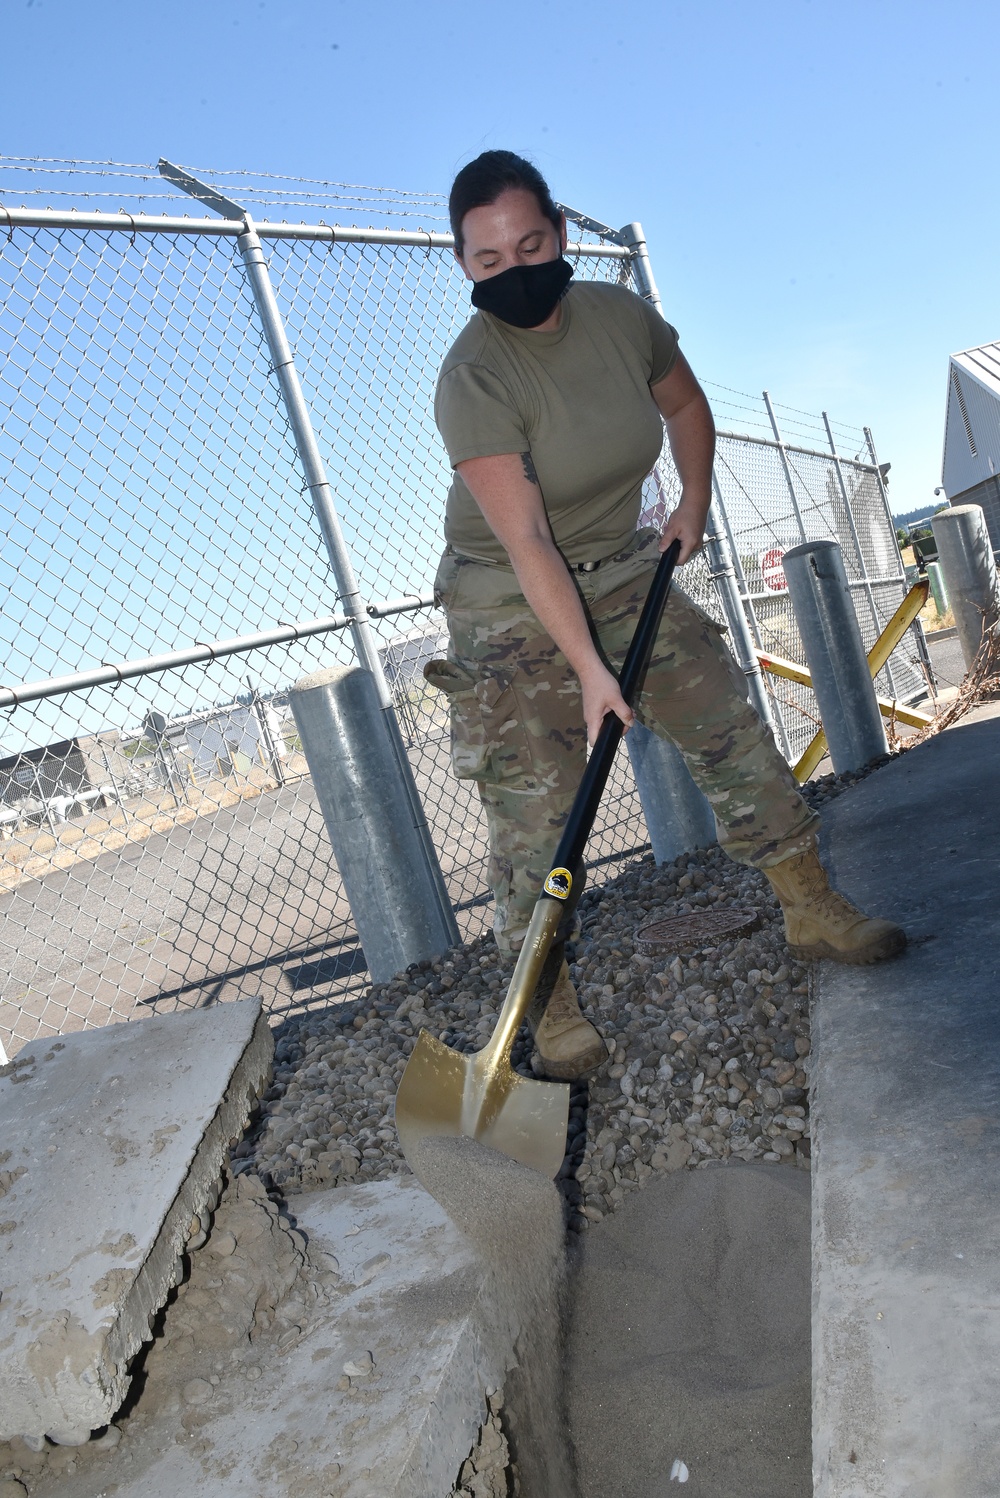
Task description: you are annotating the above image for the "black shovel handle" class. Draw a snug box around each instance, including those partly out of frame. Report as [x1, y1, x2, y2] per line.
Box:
[540, 539, 681, 905]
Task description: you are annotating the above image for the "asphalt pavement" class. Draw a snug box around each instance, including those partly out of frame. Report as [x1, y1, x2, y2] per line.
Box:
[925, 627, 966, 695]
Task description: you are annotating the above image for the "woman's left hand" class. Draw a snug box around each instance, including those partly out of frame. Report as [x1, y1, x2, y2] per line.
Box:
[659, 497, 709, 565]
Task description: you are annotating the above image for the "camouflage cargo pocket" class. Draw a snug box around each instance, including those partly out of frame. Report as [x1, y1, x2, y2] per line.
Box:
[423, 657, 532, 786]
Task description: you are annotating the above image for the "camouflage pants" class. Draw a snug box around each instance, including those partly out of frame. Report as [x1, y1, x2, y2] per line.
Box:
[427, 528, 818, 954]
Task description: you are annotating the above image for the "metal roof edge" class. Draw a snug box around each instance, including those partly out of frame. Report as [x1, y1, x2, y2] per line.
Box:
[949, 347, 1000, 399]
[950, 339, 1000, 359]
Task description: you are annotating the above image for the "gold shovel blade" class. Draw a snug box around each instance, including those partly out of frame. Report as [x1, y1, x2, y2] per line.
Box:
[395, 1028, 570, 1181]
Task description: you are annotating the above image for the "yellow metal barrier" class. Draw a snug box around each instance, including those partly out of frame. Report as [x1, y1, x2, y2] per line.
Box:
[756, 580, 933, 782]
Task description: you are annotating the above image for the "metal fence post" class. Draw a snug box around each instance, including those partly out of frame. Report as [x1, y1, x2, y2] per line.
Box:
[618, 220, 734, 851]
[159, 159, 459, 952]
[248, 681, 286, 787]
[290, 666, 459, 981]
[622, 220, 788, 757]
[98, 739, 130, 828]
[763, 392, 809, 543]
[823, 412, 900, 699]
[930, 505, 1000, 669]
[709, 472, 796, 760]
[618, 222, 661, 306]
[144, 711, 185, 808]
[865, 426, 936, 693]
[157, 162, 388, 695]
[239, 230, 388, 689]
[32, 759, 58, 840]
[783, 539, 887, 772]
[703, 491, 784, 740]
[926, 562, 949, 619]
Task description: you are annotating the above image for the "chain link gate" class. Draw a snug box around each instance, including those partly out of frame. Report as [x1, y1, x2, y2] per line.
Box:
[0, 160, 926, 1057]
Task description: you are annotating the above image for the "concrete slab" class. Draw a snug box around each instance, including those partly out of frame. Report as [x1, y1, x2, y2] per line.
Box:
[812, 705, 1000, 1497]
[26, 1169, 556, 1498]
[564, 1161, 811, 1498]
[0, 998, 272, 1443]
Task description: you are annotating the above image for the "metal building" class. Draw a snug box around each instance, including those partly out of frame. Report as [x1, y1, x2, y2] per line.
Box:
[942, 341, 1000, 544]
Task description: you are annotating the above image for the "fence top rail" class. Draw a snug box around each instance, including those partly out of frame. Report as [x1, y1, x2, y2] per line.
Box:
[0, 204, 630, 257]
[716, 427, 878, 470]
[0, 595, 436, 713]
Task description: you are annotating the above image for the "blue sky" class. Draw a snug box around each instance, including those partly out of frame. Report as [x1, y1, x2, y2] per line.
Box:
[2, 0, 996, 522]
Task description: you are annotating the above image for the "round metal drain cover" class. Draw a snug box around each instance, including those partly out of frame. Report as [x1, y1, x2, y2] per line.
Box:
[635, 907, 760, 954]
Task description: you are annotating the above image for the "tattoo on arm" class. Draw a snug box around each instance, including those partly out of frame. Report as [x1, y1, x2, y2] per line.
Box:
[520, 451, 539, 486]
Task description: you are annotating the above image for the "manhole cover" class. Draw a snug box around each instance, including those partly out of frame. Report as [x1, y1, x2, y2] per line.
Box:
[635, 907, 760, 954]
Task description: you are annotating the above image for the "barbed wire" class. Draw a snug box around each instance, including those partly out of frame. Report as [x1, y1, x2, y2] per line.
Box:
[703, 378, 862, 439]
[0, 189, 451, 221]
[0, 155, 451, 223]
[0, 157, 448, 201]
[703, 378, 867, 450]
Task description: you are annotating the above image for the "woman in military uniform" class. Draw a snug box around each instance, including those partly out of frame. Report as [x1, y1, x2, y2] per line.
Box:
[426, 150, 904, 1080]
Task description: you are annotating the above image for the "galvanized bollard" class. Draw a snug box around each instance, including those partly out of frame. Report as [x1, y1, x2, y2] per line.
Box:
[783, 539, 887, 774]
[290, 666, 459, 983]
[627, 723, 717, 863]
[930, 505, 999, 669]
[926, 561, 949, 619]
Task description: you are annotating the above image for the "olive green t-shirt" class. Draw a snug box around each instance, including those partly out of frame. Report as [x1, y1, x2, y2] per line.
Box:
[434, 280, 679, 566]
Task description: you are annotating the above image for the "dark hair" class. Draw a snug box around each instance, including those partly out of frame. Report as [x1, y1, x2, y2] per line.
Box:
[449, 150, 561, 257]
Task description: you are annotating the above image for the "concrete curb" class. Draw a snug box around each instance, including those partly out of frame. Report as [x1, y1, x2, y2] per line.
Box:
[812, 706, 1000, 1496]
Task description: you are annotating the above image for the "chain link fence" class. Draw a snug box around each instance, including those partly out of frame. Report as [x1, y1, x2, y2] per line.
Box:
[707, 416, 928, 760]
[0, 160, 924, 1056]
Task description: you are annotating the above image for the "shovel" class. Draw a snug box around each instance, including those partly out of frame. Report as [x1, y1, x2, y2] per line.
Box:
[396, 539, 682, 1182]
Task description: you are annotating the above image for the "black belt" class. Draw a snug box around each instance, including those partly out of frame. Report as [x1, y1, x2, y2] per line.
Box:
[571, 541, 645, 574]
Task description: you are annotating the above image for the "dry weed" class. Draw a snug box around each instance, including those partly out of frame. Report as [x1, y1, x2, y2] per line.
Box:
[887, 618, 1000, 752]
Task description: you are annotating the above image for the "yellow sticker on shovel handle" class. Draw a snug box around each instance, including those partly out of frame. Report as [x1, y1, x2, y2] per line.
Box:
[543, 867, 573, 900]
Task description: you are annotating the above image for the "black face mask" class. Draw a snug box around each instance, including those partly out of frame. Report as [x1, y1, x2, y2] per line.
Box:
[470, 256, 573, 328]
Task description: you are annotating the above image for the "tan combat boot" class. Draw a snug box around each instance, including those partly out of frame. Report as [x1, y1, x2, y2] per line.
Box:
[764, 846, 906, 965]
[527, 946, 606, 1081]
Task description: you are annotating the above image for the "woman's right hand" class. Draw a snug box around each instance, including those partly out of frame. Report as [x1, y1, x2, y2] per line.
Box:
[579, 660, 634, 747]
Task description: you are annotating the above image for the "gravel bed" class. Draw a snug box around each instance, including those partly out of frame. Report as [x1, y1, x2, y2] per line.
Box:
[799, 751, 898, 811]
[237, 759, 892, 1223]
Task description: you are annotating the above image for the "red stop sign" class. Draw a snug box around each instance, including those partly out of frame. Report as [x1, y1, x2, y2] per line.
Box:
[760, 547, 787, 592]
